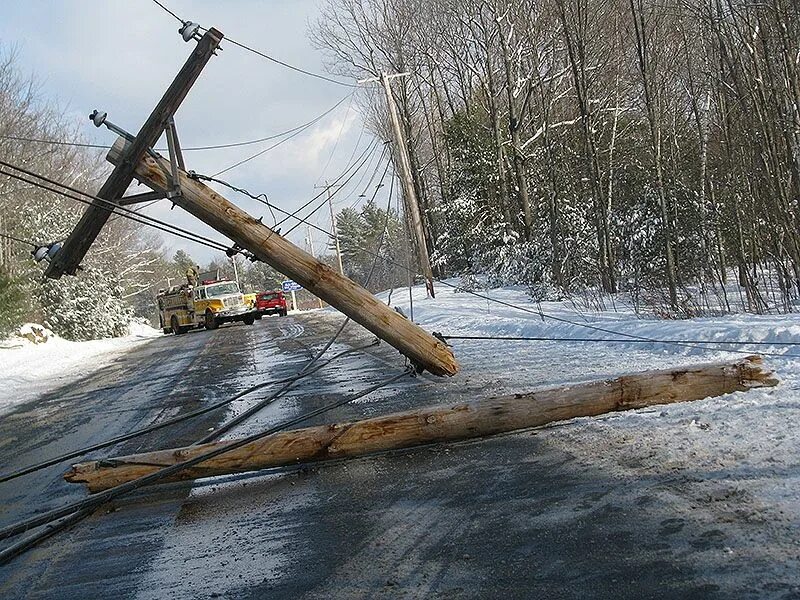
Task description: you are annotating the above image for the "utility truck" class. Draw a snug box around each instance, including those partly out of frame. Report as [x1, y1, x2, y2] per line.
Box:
[157, 279, 257, 335]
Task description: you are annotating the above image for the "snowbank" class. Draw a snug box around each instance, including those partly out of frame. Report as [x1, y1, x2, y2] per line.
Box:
[372, 282, 800, 577]
[0, 321, 161, 416]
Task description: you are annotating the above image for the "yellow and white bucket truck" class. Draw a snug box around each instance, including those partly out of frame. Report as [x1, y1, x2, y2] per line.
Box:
[157, 278, 258, 335]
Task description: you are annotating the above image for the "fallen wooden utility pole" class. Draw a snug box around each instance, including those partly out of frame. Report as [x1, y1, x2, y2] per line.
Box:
[65, 356, 776, 492]
[106, 139, 458, 376]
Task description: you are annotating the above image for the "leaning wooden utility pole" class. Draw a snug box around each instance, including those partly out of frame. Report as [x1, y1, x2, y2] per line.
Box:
[65, 356, 777, 491]
[363, 72, 435, 298]
[105, 139, 458, 376]
[42, 25, 457, 377]
[45, 26, 224, 279]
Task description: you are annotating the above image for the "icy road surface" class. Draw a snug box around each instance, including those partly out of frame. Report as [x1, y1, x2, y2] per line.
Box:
[0, 283, 798, 599]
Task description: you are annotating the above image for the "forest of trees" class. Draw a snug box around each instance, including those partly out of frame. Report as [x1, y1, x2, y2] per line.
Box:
[315, 0, 800, 315]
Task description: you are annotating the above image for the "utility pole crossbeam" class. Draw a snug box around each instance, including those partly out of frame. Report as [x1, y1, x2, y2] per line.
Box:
[117, 191, 167, 206]
[362, 72, 436, 298]
[107, 139, 458, 376]
[45, 28, 223, 279]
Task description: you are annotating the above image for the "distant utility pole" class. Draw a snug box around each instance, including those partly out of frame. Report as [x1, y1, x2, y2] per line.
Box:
[231, 254, 240, 288]
[305, 225, 324, 309]
[314, 180, 345, 276]
[359, 72, 435, 298]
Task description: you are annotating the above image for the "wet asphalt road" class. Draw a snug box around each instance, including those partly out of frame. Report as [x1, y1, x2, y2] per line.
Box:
[0, 313, 794, 599]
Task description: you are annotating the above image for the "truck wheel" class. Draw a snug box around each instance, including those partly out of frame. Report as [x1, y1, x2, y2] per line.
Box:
[204, 310, 219, 330]
[280, 309, 288, 317]
[170, 315, 184, 335]
[243, 314, 255, 326]
[255, 313, 262, 320]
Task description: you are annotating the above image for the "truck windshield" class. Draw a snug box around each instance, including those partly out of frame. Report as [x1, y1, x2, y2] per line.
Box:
[259, 293, 279, 301]
[205, 282, 239, 297]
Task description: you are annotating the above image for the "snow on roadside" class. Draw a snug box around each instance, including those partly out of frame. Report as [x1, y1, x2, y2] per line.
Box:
[377, 281, 800, 586]
[0, 321, 161, 415]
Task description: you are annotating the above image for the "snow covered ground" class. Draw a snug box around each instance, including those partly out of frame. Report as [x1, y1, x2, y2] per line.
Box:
[373, 281, 800, 589]
[133, 281, 800, 597]
[0, 321, 161, 416]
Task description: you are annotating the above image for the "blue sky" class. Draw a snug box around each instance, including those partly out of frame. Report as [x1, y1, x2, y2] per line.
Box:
[0, 0, 383, 264]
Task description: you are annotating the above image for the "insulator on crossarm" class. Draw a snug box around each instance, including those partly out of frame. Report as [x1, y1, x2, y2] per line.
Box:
[179, 22, 202, 43]
[32, 246, 49, 262]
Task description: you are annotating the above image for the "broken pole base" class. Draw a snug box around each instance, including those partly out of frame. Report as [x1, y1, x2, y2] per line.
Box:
[65, 356, 777, 492]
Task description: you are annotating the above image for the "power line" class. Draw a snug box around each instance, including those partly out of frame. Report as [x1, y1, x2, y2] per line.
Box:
[150, 0, 183, 22]
[313, 94, 356, 188]
[211, 93, 354, 177]
[0, 232, 39, 247]
[0, 136, 109, 149]
[0, 94, 353, 153]
[223, 37, 358, 89]
[0, 161, 233, 255]
[193, 138, 382, 239]
[442, 334, 800, 347]
[441, 334, 800, 358]
[149, 0, 357, 88]
[284, 144, 390, 237]
[0, 368, 412, 550]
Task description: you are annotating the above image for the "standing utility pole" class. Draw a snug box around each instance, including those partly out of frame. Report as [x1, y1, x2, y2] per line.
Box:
[305, 225, 324, 309]
[360, 72, 435, 298]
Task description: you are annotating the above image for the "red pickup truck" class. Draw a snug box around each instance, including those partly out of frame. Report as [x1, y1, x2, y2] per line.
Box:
[254, 290, 288, 318]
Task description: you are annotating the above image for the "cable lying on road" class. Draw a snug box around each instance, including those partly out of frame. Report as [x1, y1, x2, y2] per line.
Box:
[196, 318, 355, 444]
[197, 170, 399, 444]
[0, 368, 413, 564]
[0, 342, 378, 484]
[440, 334, 800, 359]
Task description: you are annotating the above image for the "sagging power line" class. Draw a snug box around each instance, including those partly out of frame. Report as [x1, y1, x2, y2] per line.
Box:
[149, 0, 357, 88]
[0, 94, 353, 153]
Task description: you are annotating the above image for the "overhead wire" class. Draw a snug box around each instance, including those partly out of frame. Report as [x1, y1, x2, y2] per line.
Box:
[313, 93, 355, 188]
[0, 165, 231, 255]
[283, 144, 390, 237]
[441, 334, 800, 347]
[440, 334, 800, 358]
[0, 231, 39, 247]
[149, 0, 357, 88]
[0, 94, 355, 153]
[210, 93, 354, 177]
[193, 138, 382, 239]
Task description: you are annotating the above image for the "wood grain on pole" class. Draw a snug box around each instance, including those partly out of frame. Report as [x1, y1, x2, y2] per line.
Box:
[106, 139, 459, 376]
[45, 28, 224, 279]
[65, 356, 776, 492]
